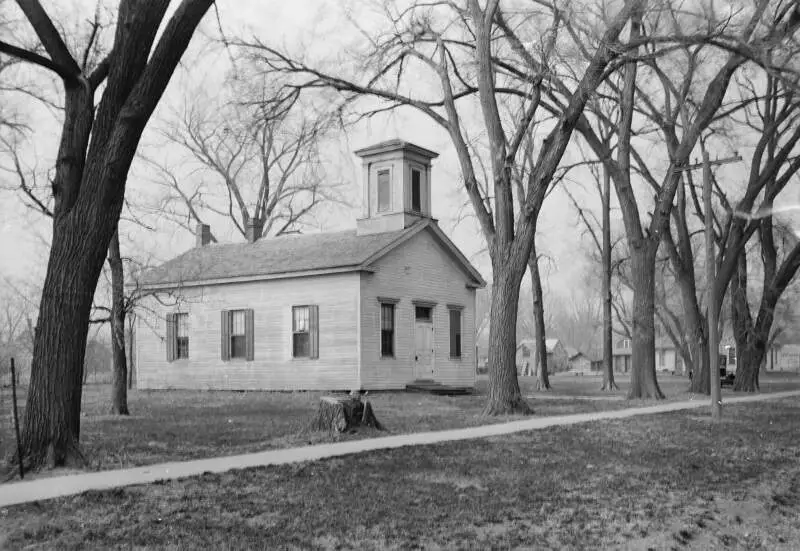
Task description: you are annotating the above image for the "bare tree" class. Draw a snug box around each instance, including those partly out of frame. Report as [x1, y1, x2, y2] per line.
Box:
[730, 199, 800, 391]
[243, 0, 648, 414]
[572, 2, 800, 398]
[152, 73, 344, 241]
[667, 65, 800, 393]
[563, 129, 619, 390]
[0, 279, 37, 384]
[0, 0, 214, 469]
[0, 130, 142, 414]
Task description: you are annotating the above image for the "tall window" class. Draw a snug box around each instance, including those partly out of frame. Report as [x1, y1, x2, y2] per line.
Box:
[411, 168, 421, 212]
[449, 308, 462, 359]
[220, 309, 254, 361]
[176, 313, 189, 359]
[377, 169, 391, 212]
[167, 312, 189, 361]
[292, 305, 319, 359]
[231, 310, 247, 359]
[658, 349, 665, 367]
[381, 303, 395, 357]
[293, 306, 310, 357]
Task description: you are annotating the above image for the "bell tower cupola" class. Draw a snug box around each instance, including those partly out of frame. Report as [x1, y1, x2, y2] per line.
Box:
[354, 140, 439, 235]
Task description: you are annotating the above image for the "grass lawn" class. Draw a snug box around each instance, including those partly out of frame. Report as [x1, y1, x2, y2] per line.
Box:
[1, 371, 798, 476]
[2, 398, 799, 549]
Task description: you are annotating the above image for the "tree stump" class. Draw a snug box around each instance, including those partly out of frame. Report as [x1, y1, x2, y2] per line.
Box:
[314, 395, 383, 433]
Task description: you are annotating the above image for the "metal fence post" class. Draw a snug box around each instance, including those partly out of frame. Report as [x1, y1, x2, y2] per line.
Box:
[11, 357, 24, 479]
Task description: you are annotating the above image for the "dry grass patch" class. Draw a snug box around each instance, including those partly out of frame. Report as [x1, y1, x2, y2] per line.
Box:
[2, 398, 799, 549]
[2, 371, 798, 479]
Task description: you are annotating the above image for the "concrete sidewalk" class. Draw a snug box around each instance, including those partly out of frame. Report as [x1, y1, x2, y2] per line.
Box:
[2, 390, 798, 508]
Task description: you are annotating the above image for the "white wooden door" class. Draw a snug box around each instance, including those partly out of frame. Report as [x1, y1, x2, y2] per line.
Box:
[414, 321, 435, 379]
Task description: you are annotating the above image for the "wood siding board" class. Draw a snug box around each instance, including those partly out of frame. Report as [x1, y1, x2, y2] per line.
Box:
[136, 274, 360, 391]
[245, 308, 254, 361]
[220, 310, 230, 361]
[360, 228, 477, 389]
[166, 313, 175, 362]
[310, 305, 320, 359]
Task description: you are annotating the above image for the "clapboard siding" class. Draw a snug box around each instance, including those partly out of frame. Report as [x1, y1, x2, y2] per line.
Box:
[656, 347, 679, 372]
[136, 273, 360, 390]
[360, 229, 477, 389]
[770, 345, 800, 371]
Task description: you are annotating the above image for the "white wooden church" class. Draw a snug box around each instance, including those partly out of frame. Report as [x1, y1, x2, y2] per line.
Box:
[136, 140, 485, 391]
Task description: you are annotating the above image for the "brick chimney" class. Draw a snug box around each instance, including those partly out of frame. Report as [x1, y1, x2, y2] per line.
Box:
[195, 223, 212, 247]
[245, 219, 265, 243]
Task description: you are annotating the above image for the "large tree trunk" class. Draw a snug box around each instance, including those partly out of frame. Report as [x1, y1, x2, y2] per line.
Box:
[483, 258, 531, 415]
[628, 246, 665, 399]
[600, 165, 617, 391]
[108, 229, 129, 415]
[689, 338, 711, 394]
[528, 248, 550, 391]
[734, 337, 765, 392]
[21, 225, 108, 468]
[16, 0, 214, 469]
[731, 251, 755, 392]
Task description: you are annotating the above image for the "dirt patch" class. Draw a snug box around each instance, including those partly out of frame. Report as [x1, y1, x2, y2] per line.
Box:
[407, 471, 488, 491]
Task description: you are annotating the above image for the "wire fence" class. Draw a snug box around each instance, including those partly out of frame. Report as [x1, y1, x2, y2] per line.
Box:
[1, 358, 114, 389]
[2, 357, 113, 463]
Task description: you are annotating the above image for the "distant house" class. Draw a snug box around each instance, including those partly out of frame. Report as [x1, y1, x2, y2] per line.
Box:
[585, 348, 604, 372]
[516, 338, 569, 374]
[611, 337, 682, 373]
[767, 343, 800, 372]
[611, 337, 632, 373]
[135, 140, 486, 391]
[566, 347, 592, 375]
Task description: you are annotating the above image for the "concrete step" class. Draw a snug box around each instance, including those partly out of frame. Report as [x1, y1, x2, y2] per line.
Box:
[405, 380, 473, 396]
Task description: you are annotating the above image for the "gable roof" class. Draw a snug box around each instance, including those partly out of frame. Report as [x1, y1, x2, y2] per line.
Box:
[517, 338, 562, 354]
[139, 219, 485, 290]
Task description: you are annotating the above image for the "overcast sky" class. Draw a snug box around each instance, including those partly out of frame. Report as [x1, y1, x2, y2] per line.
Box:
[3, 0, 796, 312]
[0, 0, 605, 304]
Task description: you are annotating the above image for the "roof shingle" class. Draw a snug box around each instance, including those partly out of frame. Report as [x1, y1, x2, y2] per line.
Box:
[140, 224, 419, 287]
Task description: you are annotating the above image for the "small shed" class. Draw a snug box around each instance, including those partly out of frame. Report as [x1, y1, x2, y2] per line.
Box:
[566, 348, 592, 375]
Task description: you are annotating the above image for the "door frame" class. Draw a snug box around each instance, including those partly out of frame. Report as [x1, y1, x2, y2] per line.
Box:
[413, 319, 435, 379]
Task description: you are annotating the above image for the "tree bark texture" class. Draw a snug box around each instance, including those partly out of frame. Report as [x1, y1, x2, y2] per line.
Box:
[22, 227, 102, 467]
[483, 258, 532, 415]
[731, 251, 756, 391]
[688, 339, 711, 394]
[600, 166, 617, 391]
[628, 247, 665, 399]
[528, 249, 550, 391]
[18, 0, 214, 468]
[314, 396, 383, 433]
[108, 229, 129, 415]
[734, 341, 764, 392]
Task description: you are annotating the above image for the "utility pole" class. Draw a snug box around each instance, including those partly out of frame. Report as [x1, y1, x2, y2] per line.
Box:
[677, 150, 742, 420]
[703, 150, 722, 420]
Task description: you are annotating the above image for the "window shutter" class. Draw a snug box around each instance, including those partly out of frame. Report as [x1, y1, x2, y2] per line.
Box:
[166, 313, 175, 362]
[220, 310, 230, 361]
[449, 309, 461, 358]
[245, 309, 255, 361]
[309, 305, 319, 359]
